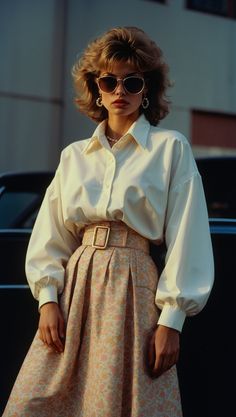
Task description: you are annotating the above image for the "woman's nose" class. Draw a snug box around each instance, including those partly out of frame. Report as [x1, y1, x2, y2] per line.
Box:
[115, 79, 126, 94]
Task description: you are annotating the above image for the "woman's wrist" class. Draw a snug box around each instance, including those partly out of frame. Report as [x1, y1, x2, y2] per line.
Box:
[40, 301, 58, 313]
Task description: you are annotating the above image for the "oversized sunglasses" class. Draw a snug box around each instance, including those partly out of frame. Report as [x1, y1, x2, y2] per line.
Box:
[97, 75, 145, 95]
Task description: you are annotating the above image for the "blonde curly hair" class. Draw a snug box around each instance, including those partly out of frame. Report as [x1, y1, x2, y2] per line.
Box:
[72, 26, 171, 126]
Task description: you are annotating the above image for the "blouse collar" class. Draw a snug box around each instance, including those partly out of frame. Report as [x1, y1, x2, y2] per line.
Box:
[82, 114, 151, 154]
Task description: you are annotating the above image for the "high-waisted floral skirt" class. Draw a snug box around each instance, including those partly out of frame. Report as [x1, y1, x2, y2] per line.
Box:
[3, 221, 182, 417]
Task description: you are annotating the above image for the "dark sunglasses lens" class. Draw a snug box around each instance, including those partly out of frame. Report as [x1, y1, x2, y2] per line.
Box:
[124, 77, 144, 93]
[98, 77, 117, 92]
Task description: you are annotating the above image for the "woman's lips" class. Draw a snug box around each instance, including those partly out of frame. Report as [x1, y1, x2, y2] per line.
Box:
[112, 99, 129, 105]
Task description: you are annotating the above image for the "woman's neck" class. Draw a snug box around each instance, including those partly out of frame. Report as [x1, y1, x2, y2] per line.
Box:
[106, 114, 139, 140]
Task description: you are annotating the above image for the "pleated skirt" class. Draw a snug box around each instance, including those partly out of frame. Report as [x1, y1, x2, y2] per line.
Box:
[3, 223, 182, 417]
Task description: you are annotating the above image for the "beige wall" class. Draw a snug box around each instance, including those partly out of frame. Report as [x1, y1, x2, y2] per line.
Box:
[1, 0, 236, 172]
[0, 0, 66, 171]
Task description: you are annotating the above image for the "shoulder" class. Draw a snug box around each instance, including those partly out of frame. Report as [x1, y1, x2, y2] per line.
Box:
[148, 125, 199, 184]
[149, 125, 189, 148]
[51, 137, 92, 183]
[149, 126, 194, 159]
[60, 137, 92, 160]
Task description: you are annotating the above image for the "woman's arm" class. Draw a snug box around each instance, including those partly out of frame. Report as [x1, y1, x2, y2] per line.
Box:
[149, 139, 214, 376]
[25, 152, 78, 309]
[155, 173, 214, 332]
[25, 152, 79, 352]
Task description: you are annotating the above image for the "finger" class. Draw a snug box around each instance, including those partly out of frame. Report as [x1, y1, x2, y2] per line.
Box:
[170, 346, 180, 366]
[38, 319, 47, 343]
[51, 327, 64, 352]
[38, 328, 43, 342]
[45, 327, 52, 345]
[58, 315, 65, 341]
[47, 326, 63, 353]
[44, 327, 58, 352]
[39, 328, 48, 345]
[153, 352, 164, 377]
[162, 348, 180, 373]
[162, 353, 174, 373]
[172, 349, 180, 367]
[147, 335, 155, 368]
[38, 319, 48, 344]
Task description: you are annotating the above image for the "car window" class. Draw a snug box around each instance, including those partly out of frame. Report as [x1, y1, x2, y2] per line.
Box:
[21, 207, 40, 228]
[196, 158, 236, 219]
[0, 191, 39, 228]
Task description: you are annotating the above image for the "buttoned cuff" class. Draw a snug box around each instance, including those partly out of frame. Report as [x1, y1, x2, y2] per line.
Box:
[157, 304, 186, 332]
[38, 285, 58, 310]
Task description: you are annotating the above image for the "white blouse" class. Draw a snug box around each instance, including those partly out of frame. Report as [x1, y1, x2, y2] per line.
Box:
[25, 114, 214, 332]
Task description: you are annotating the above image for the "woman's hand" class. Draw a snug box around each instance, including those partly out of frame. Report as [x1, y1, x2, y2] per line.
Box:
[38, 302, 65, 353]
[147, 324, 180, 378]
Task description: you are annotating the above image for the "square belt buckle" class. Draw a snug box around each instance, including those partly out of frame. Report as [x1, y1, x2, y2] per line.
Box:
[92, 225, 110, 249]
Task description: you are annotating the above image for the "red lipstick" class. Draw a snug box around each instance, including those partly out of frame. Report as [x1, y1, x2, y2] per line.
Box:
[112, 99, 129, 105]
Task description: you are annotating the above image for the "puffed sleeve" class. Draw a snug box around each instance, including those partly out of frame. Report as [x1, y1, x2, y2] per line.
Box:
[155, 138, 214, 332]
[25, 152, 79, 309]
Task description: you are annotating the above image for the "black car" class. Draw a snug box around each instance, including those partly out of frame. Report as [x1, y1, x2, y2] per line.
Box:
[177, 218, 236, 417]
[0, 171, 54, 414]
[197, 156, 236, 218]
[0, 171, 54, 229]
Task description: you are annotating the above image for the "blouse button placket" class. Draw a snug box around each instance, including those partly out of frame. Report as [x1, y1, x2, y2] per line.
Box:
[96, 150, 116, 218]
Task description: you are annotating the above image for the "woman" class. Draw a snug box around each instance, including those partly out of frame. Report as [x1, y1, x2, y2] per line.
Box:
[3, 26, 214, 417]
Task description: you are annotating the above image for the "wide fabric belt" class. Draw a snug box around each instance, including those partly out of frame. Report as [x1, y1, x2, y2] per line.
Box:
[82, 221, 149, 254]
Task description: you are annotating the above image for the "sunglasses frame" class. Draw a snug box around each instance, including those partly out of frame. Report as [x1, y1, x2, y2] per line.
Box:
[97, 75, 145, 95]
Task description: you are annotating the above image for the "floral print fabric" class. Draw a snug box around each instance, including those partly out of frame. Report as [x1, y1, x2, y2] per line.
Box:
[3, 234, 182, 417]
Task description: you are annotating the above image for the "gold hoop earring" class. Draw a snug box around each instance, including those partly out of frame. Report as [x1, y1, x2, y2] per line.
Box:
[142, 96, 149, 109]
[96, 96, 103, 107]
